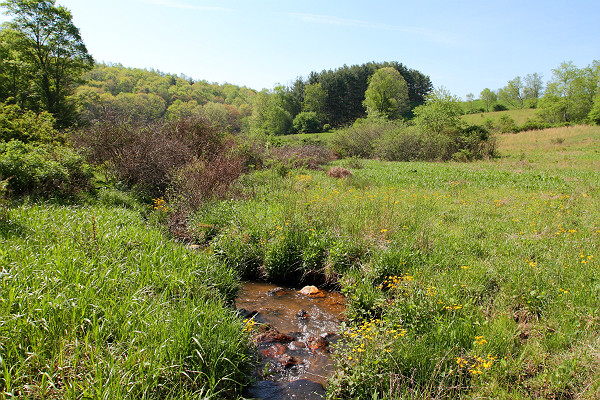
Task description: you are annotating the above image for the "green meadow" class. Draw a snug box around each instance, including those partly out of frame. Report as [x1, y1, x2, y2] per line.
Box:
[2, 125, 599, 399]
[461, 108, 538, 126]
[195, 125, 599, 398]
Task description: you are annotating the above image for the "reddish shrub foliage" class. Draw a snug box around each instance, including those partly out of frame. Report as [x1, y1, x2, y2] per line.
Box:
[269, 145, 335, 170]
[327, 166, 352, 179]
[73, 115, 250, 207]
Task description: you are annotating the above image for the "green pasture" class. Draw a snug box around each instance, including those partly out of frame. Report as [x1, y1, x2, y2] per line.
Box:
[461, 108, 538, 126]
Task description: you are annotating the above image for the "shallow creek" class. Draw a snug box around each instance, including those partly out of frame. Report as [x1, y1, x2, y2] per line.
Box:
[235, 281, 346, 399]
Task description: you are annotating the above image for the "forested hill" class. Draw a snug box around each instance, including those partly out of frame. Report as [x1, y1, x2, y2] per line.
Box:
[73, 61, 432, 133]
[74, 63, 257, 132]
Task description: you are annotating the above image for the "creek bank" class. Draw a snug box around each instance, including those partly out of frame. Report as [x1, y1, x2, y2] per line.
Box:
[236, 281, 346, 400]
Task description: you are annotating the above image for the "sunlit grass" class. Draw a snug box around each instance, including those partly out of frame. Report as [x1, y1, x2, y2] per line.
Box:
[461, 108, 537, 126]
[0, 204, 251, 399]
[189, 124, 600, 398]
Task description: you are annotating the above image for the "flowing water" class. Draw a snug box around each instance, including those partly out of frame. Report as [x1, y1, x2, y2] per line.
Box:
[235, 281, 346, 399]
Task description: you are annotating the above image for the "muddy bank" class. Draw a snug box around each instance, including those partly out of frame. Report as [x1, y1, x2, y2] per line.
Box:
[236, 281, 346, 399]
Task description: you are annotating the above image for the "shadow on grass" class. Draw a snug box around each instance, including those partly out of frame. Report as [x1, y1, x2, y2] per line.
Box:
[0, 218, 28, 239]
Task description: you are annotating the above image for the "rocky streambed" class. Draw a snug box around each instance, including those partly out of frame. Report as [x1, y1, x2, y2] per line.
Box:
[236, 282, 346, 400]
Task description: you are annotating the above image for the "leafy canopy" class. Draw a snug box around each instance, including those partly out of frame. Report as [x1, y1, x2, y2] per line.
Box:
[363, 67, 410, 119]
[0, 0, 93, 125]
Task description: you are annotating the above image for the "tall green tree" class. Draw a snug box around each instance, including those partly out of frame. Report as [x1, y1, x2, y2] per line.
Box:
[413, 87, 463, 135]
[1, 0, 93, 125]
[538, 61, 599, 123]
[523, 73, 544, 107]
[302, 83, 327, 121]
[363, 67, 409, 119]
[498, 77, 525, 109]
[479, 88, 497, 112]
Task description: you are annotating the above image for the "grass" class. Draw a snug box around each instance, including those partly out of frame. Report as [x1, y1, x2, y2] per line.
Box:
[277, 130, 336, 146]
[3, 124, 600, 398]
[0, 202, 251, 399]
[188, 124, 600, 398]
[461, 108, 538, 126]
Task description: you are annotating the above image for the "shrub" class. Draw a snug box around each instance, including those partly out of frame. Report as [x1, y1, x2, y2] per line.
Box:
[327, 166, 352, 179]
[0, 102, 59, 144]
[454, 125, 495, 160]
[331, 117, 398, 158]
[493, 104, 509, 111]
[73, 115, 246, 205]
[268, 144, 334, 170]
[496, 115, 518, 133]
[374, 126, 423, 161]
[0, 178, 8, 223]
[292, 111, 321, 133]
[168, 153, 246, 211]
[0, 140, 92, 197]
[515, 119, 552, 132]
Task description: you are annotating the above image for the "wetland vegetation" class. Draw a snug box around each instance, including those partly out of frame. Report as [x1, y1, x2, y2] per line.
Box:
[2, 1, 600, 398]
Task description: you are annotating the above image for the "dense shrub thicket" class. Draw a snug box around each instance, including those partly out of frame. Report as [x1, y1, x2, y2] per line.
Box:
[331, 118, 496, 162]
[72, 115, 250, 205]
[0, 102, 92, 197]
[0, 140, 92, 196]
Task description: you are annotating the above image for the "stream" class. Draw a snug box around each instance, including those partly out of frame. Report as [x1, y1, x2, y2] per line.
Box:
[235, 281, 346, 400]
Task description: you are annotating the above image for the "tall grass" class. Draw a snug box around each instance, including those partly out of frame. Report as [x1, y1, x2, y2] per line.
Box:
[0, 203, 251, 399]
[188, 125, 600, 398]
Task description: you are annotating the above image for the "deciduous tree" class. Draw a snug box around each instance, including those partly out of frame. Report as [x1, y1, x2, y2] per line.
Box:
[413, 87, 463, 135]
[363, 67, 409, 119]
[302, 83, 327, 121]
[1, 0, 93, 125]
[538, 61, 599, 123]
[523, 73, 544, 107]
[479, 88, 497, 112]
[498, 77, 525, 109]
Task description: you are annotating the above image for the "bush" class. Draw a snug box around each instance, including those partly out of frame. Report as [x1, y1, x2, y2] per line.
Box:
[331, 117, 398, 158]
[332, 117, 495, 162]
[0, 102, 59, 144]
[496, 115, 518, 133]
[0, 140, 92, 197]
[515, 119, 552, 132]
[73, 115, 247, 205]
[268, 145, 334, 170]
[292, 111, 321, 133]
[493, 104, 509, 112]
[374, 126, 423, 161]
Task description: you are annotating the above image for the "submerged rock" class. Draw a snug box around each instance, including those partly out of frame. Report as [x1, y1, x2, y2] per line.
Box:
[267, 287, 285, 296]
[296, 309, 309, 320]
[256, 330, 294, 344]
[260, 343, 287, 358]
[307, 336, 329, 353]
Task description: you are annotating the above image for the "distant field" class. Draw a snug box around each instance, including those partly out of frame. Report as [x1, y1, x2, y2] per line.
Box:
[279, 130, 336, 145]
[462, 108, 538, 125]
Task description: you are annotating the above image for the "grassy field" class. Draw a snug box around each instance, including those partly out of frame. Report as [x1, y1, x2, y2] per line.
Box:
[2, 125, 600, 399]
[461, 108, 538, 126]
[192, 124, 600, 398]
[0, 196, 252, 399]
[278, 130, 336, 146]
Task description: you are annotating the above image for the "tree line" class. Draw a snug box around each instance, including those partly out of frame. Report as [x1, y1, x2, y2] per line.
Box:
[469, 61, 600, 124]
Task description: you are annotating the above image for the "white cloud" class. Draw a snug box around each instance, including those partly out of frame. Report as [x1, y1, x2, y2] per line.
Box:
[284, 12, 461, 46]
[136, 0, 231, 12]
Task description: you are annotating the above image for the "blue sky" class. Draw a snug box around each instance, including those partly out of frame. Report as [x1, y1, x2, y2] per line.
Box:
[2, 0, 599, 99]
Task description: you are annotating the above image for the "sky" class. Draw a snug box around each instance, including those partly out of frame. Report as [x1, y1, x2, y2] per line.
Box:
[1, 0, 599, 99]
